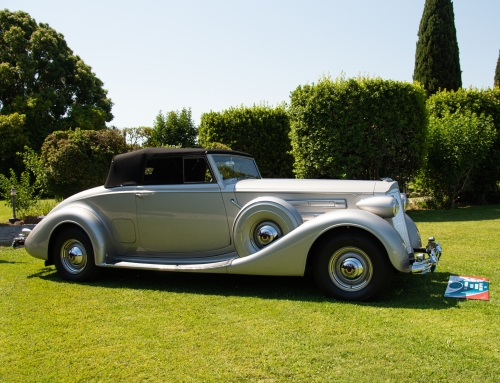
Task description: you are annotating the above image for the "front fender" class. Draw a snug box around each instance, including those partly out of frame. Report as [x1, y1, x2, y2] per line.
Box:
[227, 209, 409, 276]
[25, 204, 114, 265]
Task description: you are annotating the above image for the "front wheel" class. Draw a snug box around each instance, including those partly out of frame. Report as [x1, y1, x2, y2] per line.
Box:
[53, 227, 101, 282]
[313, 233, 392, 301]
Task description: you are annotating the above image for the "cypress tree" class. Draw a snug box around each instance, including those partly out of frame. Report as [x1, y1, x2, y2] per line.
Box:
[414, 0, 462, 96]
[495, 50, 500, 88]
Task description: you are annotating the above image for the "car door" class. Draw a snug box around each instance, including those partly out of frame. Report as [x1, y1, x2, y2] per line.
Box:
[135, 156, 230, 253]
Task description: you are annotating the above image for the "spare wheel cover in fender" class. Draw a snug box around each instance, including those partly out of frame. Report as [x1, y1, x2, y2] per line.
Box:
[233, 197, 303, 257]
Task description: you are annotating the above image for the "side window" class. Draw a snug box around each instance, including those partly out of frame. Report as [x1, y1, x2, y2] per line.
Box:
[142, 156, 213, 185]
[184, 157, 213, 183]
[143, 157, 183, 185]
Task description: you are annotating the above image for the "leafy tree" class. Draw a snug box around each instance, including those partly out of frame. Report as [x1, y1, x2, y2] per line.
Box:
[39, 128, 125, 198]
[0, 9, 113, 171]
[147, 108, 197, 148]
[0, 112, 27, 174]
[123, 126, 152, 151]
[202, 142, 231, 150]
[413, 0, 462, 96]
[289, 76, 427, 187]
[422, 111, 496, 208]
[198, 104, 293, 178]
[495, 51, 500, 88]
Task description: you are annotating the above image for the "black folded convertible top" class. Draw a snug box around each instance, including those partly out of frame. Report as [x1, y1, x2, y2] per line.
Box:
[104, 148, 252, 188]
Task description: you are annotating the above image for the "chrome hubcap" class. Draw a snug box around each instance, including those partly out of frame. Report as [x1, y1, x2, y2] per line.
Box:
[328, 247, 373, 291]
[252, 221, 282, 249]
[340, 257, 364, 279]
[61, 239, 87, 274]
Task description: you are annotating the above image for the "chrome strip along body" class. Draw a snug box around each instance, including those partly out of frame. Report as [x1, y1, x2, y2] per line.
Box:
[287, 199, 347, 221]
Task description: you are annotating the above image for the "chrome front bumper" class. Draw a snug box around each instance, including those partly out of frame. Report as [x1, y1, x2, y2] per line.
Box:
[12, 228, 32, 249]
[411, 237, 443, 274]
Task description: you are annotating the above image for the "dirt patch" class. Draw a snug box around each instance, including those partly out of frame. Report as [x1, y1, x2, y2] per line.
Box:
[22, 216, 44, 224]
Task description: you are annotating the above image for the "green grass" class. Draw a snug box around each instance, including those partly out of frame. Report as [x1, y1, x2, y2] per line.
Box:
[1, 205, 499, 382]
[0, 199, 58, 223]
[0, 200, 13, 222]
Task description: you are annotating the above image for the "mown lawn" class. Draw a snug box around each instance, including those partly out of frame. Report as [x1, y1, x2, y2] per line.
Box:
[0, 200, 12, 223]
[0, 199, 58, 224]
[1, 205, 499, 382]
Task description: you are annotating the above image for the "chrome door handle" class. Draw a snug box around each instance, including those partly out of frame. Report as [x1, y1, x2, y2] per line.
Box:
[135, 192, 155, 198]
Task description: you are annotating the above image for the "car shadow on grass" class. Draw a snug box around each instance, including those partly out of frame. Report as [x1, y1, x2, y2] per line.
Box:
[0, 259, 25, 264]
[376, 270, 459, 309]
[31, 266, 459, 309]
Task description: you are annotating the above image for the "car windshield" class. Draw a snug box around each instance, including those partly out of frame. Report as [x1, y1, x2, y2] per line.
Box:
[212, 155, 261, 182]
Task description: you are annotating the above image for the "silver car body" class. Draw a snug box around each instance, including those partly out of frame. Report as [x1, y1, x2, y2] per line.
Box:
[25, 149, 437, 281]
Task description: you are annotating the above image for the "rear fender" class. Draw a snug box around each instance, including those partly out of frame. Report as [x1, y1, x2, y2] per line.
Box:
[25, 205, 114, 265]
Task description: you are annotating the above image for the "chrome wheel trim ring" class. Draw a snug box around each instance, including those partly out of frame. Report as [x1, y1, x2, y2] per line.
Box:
[60, 239, 88, 274]
[328, 246, 373, 291]
[251, 221, 282, 249]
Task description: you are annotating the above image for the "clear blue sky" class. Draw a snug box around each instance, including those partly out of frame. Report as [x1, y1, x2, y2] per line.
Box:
[3, 0, 500, 128]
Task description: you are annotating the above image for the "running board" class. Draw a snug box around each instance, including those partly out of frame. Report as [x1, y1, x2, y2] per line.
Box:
[99, 259, 233, 272]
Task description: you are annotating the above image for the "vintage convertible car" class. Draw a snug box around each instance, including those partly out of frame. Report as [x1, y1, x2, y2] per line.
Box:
[23, 148, 442, 301]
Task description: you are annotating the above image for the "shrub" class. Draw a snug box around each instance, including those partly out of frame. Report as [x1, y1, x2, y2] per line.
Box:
[427, 88, 500, 203]
[0, 147, 62, 220]
[422, 111, 496, 208]
[22, 199, 60, 219]
[288, 75, 427, 187]
[198, 104, 293, 178]
[0, 168, 39, 218]
[40, 128, 126, 198]
[203, 142, 232, 150]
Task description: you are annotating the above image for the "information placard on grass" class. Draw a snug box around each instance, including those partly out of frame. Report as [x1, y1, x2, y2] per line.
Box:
[444, 276, 489, 300]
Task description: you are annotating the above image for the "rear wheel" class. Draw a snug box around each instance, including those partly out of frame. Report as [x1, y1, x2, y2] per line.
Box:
[313, 233, 392, 301]
[53, 227, 100, 282]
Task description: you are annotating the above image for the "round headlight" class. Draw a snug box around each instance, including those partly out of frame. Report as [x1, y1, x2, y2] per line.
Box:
[356, 196, 401, 218]
[392, 198, 400, 216]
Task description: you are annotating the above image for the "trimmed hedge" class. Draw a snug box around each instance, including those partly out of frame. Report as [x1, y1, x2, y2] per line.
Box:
[40, 128, 126, 198]
[427, 88, 500, 203]
[198, 104, 293, 178]
[289, 76, 428, 186]
[423, 111, 496, 208]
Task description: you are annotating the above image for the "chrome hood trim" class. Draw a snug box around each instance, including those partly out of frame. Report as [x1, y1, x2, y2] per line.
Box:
[235, 179, 395, 194]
